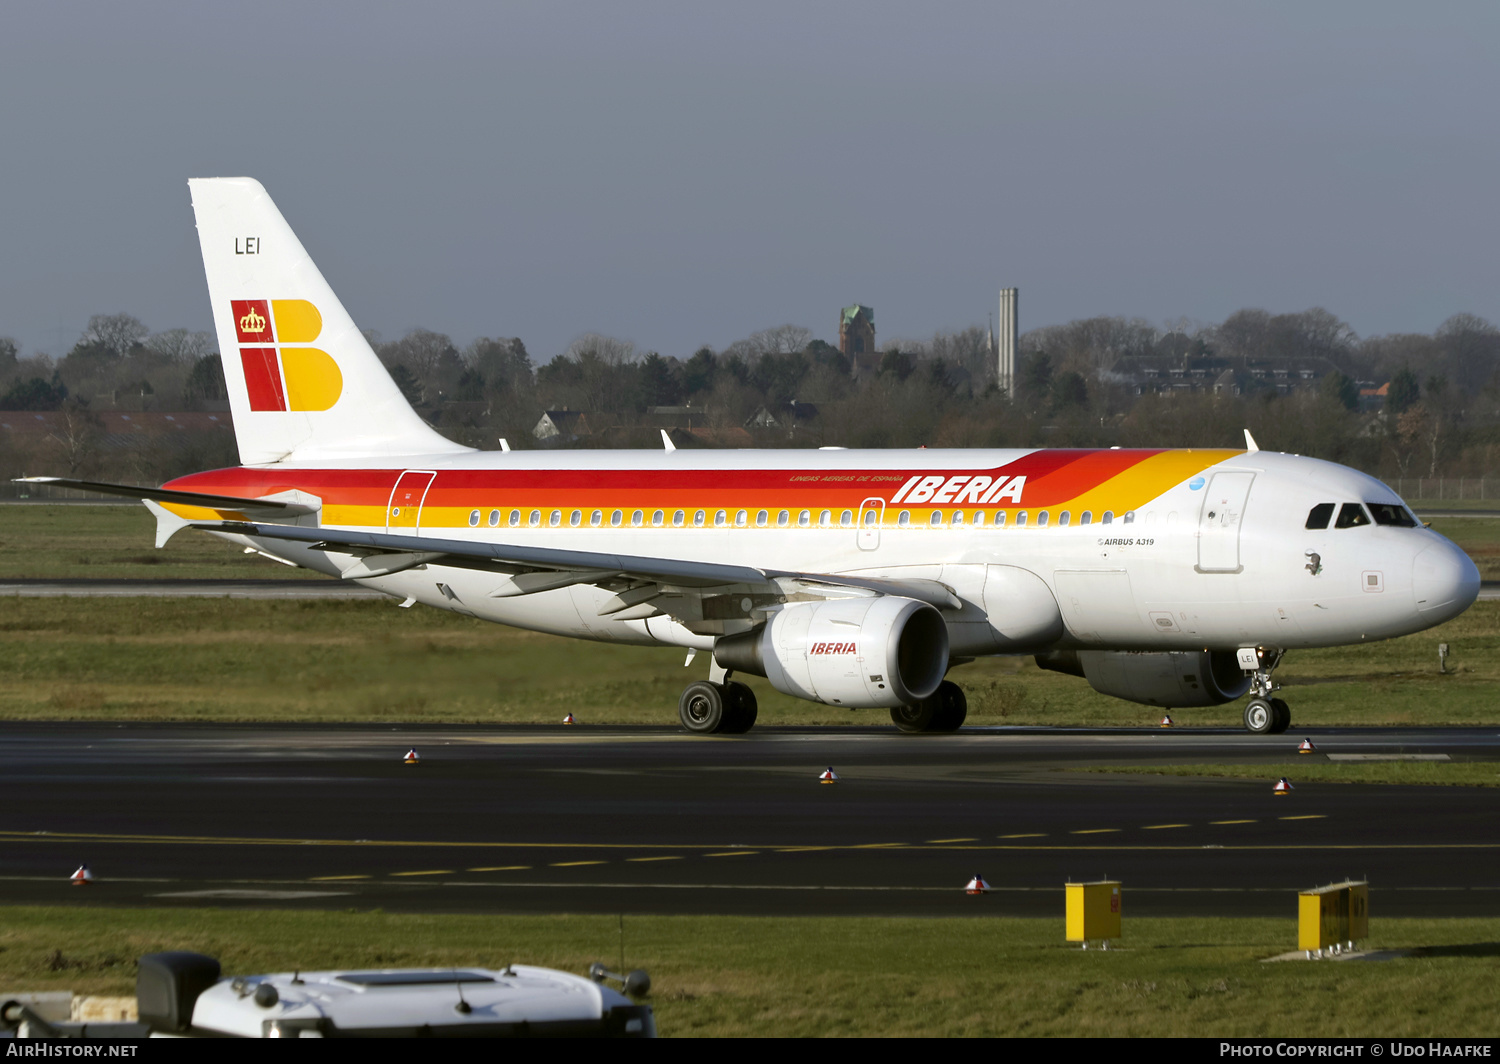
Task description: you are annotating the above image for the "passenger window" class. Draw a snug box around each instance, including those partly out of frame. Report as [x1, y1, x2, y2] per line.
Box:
[1101, 511, 1113, 525]
[488, 509, 500, 527]
[897, 510, 910, 526]
[714, 510, 727, 527]
[756, 509, 768, 527]
[1367, 502, 1417, 528]
[469, 509, 480, 527]
[952, 511, 965, 526]
[1058, 511, 1071, 526]
[819, 509, 831, 527]
[994, 511, 1005, 527]
[1080, 511, 1092, 526]
[673, 510, 685, 527]
[631, 510, 643, 527]
[509, 510, 521, 528]
[930, 511, 944, 527]
[841, 510, 853, 526]
[529, 510, 541, 527]
[1123, 511, 1135, 524]
[735, 510, 747, 527]
[652, 510, 664, 527]
[568, 510, 580, 527]
[1015, 511, 1027, 527]
[611, 510, 623, 527]
[973, 511, 986, 526]
[590, 510, 602, 527]
[693, 510, 705, 527]
[1037, 511, 1049, 527]
[798, 510, 811, 527]
[1305, 503, 1334, 530]
[777, 510, 790, 527]
[1335, 503, 1371, 529]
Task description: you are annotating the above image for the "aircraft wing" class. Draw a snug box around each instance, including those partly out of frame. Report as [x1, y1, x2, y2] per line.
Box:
[192, 519, 962, 614]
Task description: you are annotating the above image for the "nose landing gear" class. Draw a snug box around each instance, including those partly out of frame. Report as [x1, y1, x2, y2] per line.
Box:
[1241, 648, 1290, 734]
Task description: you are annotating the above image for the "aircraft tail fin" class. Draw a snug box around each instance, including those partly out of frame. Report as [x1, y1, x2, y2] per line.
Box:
[188, 177, 471, 465]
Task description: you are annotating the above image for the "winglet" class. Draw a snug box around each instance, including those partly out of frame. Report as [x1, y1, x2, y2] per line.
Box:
[661, 429, 676, 453]
[1244, 429, 1259, 453]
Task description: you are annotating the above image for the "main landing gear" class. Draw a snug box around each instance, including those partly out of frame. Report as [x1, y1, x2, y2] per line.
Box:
[1241, 648, 1290, 735]
[677, 680, 758, 735]
[889, 680, 968, 734]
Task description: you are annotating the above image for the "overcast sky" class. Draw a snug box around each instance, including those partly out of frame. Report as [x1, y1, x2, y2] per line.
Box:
[2, 1, 1497, 362]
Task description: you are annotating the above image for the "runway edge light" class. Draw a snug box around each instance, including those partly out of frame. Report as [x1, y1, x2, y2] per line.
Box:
[562, 713, 576, 725]
[818, 767, 839, 784]
[1273, 777, 1293, 795]
[1298, 738, 1316, 753]
[964, 874, 990, 895]
[70, 864, 92, 887]
[1160, 714, 1173, 728]
[403, 748, 420, 765]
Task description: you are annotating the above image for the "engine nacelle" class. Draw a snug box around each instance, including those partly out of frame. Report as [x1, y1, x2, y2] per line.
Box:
[1037, 649, 1251, 708]
[715, 596, 948, 709]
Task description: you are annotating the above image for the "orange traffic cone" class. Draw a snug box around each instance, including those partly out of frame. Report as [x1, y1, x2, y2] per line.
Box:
[562, 713, 576, 725]
[1160, 714, 1173, 728]
[1297, 738, 1315, 754]
[964, 874, 989, 895]
[403, 748, 420, 764]
[70, 864, 93, 887]
[818, 767, 839, 784]
[1273, 777, 1293, 795]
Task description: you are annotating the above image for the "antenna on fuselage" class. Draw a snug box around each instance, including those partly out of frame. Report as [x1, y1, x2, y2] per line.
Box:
[661, 429, 676, 453]
[1244, 429, 1260, 453]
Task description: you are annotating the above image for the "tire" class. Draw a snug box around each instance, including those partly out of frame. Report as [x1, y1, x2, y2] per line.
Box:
[1243, 698, 1275, 734]
[721, 681, 759, 734]
[679, 681, 728, 734]
[929, 681, 968, 732]
[891, 698, 938, 734]
[1268, 697, 1291, 735]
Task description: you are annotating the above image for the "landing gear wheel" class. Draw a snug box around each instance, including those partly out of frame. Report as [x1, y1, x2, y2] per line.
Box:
[1243, 698, 1275, 735]
[721, 681, 759, 734]
[890, 699, 937, 734]
[929, 681, 968, 733]
[679, 681, 728, 734]
[1268, 697, 1291, 735]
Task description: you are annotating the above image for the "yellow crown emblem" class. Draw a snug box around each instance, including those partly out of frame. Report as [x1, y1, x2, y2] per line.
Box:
[239, 307, 267, 334]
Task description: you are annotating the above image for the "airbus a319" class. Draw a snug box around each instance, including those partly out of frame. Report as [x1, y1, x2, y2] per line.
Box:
[23, 178, 1481, 736]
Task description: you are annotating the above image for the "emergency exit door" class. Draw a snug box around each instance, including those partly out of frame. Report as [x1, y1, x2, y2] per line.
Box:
[386, 470, 436, 531]
[1197, 472, 1254, 572]
[857, 497, 885, 550]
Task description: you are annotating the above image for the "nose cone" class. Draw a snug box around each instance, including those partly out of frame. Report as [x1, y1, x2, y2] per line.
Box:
[1412, 540, 1481, 623]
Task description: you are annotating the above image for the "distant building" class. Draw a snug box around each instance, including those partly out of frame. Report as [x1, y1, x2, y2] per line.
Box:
[839, 305, 875, 358]
[533, 409, 593, 444]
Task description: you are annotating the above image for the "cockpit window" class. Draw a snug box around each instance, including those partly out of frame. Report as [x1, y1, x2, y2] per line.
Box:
[1305, 503, 1334, 530]
[1367, 502, 1418, 528]
[1334, 502, 1371, 529]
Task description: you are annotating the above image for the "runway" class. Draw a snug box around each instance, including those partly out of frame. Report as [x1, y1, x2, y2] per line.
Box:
[2, 723, 1497, 918]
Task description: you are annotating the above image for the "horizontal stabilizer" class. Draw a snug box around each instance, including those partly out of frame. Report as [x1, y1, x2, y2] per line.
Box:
[13, 477, 318, 517]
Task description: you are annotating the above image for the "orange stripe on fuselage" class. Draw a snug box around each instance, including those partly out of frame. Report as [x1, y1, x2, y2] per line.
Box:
[163, 449, 1239, 529]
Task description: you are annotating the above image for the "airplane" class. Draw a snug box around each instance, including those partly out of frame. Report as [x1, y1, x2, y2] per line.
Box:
[20, 177, 1481, 736]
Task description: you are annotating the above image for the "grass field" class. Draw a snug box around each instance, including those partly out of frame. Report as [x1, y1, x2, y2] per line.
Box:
[1078, 761, 1500, 787]
[0, 907, 1495, 1037]
[0, 595, 1496, 727]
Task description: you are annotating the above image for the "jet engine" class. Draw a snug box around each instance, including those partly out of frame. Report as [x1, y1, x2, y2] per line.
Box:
[1036, 649, 1251, 708]
[714, 596, 948, 709]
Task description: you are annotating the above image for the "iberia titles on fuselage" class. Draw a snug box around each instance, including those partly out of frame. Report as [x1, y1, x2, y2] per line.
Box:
[22, 178, 1479, 737]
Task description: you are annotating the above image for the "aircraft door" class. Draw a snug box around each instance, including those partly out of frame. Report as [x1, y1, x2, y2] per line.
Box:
[387, 470, 437, 531]
[1196, 472, 1254, 573]
[857, 498, 885, 550]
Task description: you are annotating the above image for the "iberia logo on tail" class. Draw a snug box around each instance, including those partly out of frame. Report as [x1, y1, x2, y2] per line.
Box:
[231, 299, 343, 412]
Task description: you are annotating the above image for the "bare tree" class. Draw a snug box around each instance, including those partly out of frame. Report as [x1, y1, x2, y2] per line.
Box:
[81, 314, 149, 357]
[145, 328, 215, 364]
